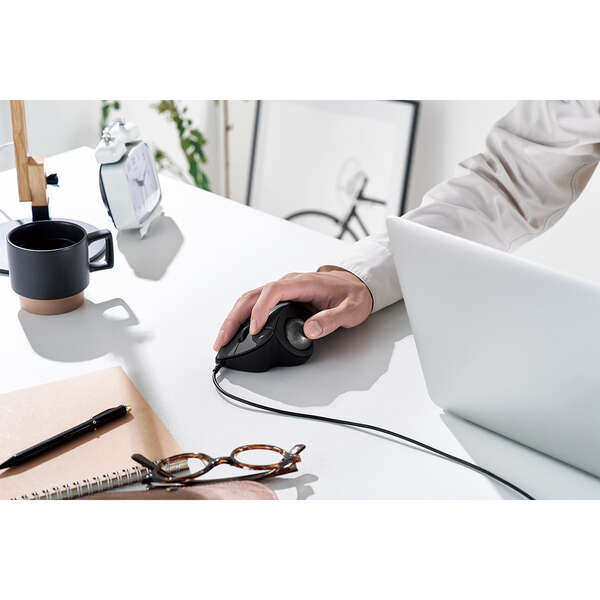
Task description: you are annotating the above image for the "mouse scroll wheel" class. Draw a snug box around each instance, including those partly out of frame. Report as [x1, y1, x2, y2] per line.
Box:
[238, 325, 250, 342]
[285, 318, 312, 350]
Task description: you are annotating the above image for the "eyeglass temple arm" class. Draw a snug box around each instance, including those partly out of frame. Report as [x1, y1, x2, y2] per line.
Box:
[131, 453, 158, 470]
[289, 444, 306, 457]
[151, 464, 300, 489]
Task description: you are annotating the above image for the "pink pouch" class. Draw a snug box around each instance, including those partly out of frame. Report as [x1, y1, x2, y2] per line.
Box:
[83, 481, 277, 500]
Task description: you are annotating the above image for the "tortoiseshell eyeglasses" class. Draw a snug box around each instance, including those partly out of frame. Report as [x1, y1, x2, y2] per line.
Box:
[132, 443, 306, 488]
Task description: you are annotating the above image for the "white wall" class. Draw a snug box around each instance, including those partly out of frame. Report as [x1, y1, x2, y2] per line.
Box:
[406, 100, 516, 210]
[0, 101, 100, 171]
[227, 100, 257, 203]
[0, 100, 522, 208]
[0, 100, 222, 193]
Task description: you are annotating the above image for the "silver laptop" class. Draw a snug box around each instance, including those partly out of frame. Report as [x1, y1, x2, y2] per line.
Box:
[387, 216, 600, 477]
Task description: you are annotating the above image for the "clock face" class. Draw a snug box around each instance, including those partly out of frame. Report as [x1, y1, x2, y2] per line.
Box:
[124, 143, 160, 222]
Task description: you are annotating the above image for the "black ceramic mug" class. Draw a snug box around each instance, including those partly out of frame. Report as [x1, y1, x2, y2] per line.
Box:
[7, 220, 114, 315]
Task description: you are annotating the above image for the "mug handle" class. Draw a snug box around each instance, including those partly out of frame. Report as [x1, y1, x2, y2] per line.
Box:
[87, 229, 114, 272]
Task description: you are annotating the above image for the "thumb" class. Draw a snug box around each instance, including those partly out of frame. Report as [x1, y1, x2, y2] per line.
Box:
[303, 304, 347, 340]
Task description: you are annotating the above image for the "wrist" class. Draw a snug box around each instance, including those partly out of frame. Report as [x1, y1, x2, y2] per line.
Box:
[317, 265, 374, 313]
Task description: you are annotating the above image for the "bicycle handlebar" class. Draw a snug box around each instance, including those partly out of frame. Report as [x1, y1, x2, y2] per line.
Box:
[355, 173, 387, 206]
[357, 195, 387, 205]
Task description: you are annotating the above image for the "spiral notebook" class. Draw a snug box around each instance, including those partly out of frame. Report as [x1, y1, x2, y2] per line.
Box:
[0, 367, 182, 500]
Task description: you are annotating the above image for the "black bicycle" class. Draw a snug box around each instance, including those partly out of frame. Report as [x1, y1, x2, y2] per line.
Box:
[286, 171, 386, 241]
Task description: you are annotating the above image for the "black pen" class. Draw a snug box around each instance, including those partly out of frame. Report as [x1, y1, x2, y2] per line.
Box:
[0, 405, 131, 469]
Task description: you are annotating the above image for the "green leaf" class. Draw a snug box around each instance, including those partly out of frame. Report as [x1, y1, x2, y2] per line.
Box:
[150, 99, 211, 192]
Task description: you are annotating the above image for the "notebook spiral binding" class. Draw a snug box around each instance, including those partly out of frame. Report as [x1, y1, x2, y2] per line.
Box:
[11, 459, 188, 500]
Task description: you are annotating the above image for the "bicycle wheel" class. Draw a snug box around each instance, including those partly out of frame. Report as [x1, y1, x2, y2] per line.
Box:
[286, 210, 360, 241]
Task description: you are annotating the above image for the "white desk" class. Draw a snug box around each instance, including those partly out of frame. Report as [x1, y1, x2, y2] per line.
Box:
[2, 147, 600, 499]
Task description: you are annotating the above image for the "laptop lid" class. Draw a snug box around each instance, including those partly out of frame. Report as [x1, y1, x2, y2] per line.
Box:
[387, 216, 600, 477]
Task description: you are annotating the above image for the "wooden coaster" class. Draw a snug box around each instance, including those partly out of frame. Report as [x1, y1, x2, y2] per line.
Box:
[19, 292, 84, 315]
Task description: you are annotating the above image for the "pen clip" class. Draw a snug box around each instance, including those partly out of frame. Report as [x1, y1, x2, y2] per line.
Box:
[91, 405, 124, 421]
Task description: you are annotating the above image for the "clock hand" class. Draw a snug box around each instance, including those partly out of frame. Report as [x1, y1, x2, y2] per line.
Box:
[134, 163, 147, 186]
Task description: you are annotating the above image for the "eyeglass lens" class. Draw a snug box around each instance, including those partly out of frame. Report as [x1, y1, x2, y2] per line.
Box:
[232, 447, 287, 468]
[160, 455, 211, 479]
[159, 448, 288, 481]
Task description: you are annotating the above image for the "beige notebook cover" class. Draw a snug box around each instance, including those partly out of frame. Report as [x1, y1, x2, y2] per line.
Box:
[0, 367, 182, 500]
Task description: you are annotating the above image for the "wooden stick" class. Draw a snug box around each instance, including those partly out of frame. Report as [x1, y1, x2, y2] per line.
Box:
[9, 100, 31, 204]
[9, 100, 47, 207]
[27, 156, 47, 207]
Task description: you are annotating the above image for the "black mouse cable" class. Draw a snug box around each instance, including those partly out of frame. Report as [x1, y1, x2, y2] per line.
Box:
[212, 364, 535, 500]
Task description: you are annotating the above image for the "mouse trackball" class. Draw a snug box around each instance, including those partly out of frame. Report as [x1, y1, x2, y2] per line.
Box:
[216, 302, 314, 372]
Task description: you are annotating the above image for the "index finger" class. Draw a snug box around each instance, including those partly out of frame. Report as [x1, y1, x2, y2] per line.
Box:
[213, 288, 262, 350]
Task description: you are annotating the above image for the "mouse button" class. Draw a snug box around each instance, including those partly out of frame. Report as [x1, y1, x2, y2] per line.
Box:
[235, 336, 255, 354]
[269, 301, 289, 313]
[216, 339, 240, 360]
[237, 323, 251, 343]
[236, 327, 273, 354]
[252, 327, 274, 345]
[264, 310, 282, 329]
[266, 301, 294, 323]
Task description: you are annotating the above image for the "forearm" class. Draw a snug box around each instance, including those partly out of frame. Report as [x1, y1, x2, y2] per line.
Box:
[327, 101, 600, 313]
[408, 101, 600, 251]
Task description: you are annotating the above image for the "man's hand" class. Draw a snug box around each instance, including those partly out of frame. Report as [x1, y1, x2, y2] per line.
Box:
[213, 269, 373, 351]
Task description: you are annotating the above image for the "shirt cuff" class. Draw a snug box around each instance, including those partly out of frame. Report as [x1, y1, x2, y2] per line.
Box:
[318, 236, 403, 313]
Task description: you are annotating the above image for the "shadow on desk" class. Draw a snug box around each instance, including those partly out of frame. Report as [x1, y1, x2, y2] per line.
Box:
[117, 215, 183, 281]
[18, 297, 152, 391]
[267, 473, 319, 500]
[441, 412, 600, 499]
[225, 303, 411, 408]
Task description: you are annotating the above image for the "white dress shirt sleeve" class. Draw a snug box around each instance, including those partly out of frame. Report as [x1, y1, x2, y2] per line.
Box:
[326, 101, 600, 312]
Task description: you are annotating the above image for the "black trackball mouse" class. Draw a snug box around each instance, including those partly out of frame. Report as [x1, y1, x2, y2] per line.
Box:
[216, 302, 314, 372]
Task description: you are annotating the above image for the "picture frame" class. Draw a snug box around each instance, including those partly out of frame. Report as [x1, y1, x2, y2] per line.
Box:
[246, 100, 419, 241]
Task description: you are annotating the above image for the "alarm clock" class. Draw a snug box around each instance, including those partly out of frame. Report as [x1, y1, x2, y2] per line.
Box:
[95, 119, 163, 237]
